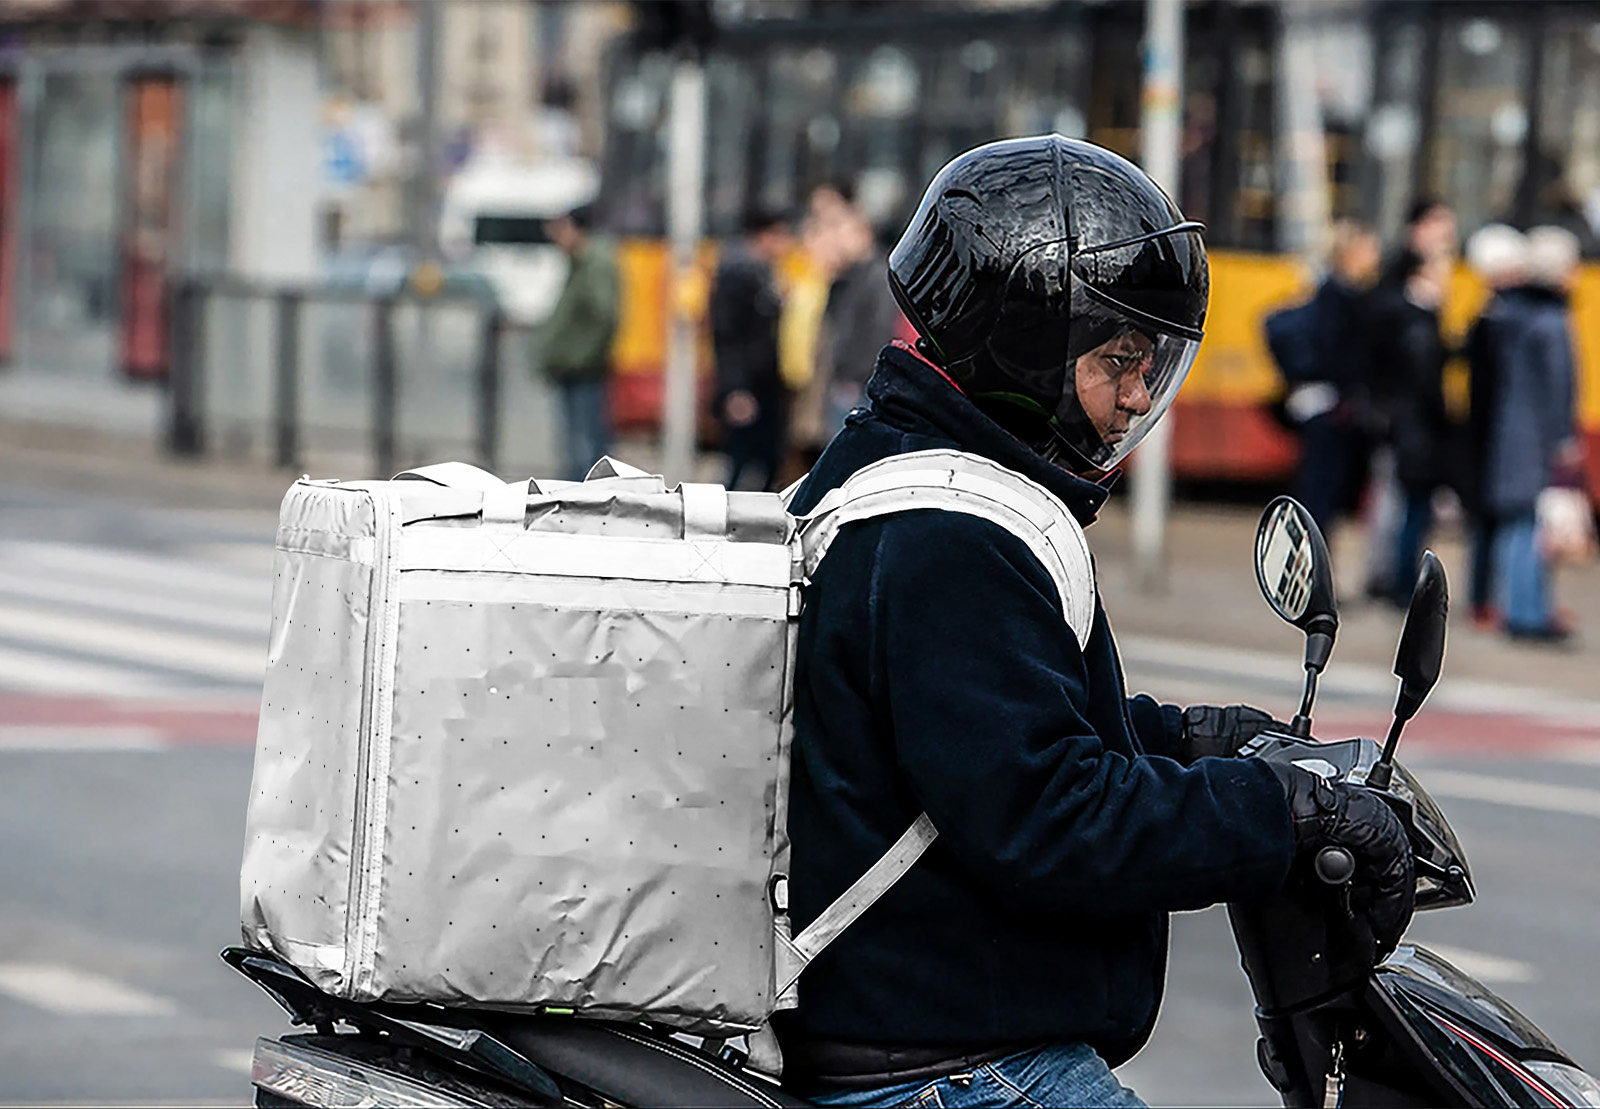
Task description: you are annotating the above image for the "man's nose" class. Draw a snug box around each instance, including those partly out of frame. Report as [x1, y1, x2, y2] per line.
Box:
[1121, 371, 1153, 415]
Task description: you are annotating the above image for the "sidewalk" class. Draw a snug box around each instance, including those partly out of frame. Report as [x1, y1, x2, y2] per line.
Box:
[8, 418, 1600, 712]
[1090, 496, 1600, 715]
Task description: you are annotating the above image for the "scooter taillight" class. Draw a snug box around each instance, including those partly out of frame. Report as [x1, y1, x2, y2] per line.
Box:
[251, 1037, 475, 1108]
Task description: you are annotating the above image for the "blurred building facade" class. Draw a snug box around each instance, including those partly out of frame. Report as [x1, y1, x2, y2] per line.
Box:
[2, 0, 1600, 473]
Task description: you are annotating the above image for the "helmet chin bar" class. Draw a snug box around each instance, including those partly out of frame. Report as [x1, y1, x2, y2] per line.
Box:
[1036, 433, 1102, 479]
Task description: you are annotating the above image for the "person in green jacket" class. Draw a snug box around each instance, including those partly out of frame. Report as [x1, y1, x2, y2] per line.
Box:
[539, 204, 620, 480]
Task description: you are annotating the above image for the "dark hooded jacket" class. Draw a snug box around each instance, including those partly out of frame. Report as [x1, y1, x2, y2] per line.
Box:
[775, 343, 1296, 1067]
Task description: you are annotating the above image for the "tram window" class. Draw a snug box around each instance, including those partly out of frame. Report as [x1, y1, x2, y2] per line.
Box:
[1366, 17, 1427, 244]
[1531, 17, 1600, 254]
[601, 54, 671, 234]
[1427, 16, 1531, 239]
[704, 55, 758, 236]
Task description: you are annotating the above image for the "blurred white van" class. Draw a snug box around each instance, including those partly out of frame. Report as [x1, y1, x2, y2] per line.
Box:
[439, 157, 600, 325]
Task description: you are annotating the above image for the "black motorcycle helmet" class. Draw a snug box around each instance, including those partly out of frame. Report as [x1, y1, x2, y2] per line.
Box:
[887, 135, 1208, 473]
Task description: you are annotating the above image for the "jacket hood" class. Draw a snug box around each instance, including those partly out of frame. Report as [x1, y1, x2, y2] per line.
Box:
[863, 344, 1111, 525]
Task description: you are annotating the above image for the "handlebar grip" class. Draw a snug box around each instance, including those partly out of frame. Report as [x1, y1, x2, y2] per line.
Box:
[1314, 845, 1356, 885]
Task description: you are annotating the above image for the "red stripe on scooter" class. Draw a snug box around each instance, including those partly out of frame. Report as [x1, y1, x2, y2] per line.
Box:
[1429, 1011, 1565, 1106]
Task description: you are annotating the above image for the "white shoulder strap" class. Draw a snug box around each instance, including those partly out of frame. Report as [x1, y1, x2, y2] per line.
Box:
[798, 449, 1095, 649]
[778, 449, 1097, 995]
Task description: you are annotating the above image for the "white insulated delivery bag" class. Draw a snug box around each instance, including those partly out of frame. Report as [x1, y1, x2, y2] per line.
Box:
[240, 452, 1093, 1035]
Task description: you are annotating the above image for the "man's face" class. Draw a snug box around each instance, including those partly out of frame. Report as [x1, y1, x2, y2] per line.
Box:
[1412, 206, 1458, 261]
[545, 216, 580, 255]
[1073, 330, 1157, 450]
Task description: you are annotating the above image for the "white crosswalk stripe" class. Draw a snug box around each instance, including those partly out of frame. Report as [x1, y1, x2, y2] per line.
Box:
[0, 962, 177, 1016]
[0, 539, 272, 697]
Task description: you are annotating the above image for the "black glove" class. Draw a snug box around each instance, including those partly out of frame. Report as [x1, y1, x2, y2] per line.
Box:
[1178, 704, 1289, 763]
[1269, 762, 1416, 955]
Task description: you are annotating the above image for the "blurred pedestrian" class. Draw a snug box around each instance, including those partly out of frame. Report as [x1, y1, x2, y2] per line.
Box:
[1380, 249, 1453, 605]
[780, 207, 839, 474]
[1461, 224, 1530, 627]
[1488, 226, 1583, 643]
[712, 207, 794, 491]
[811, 182, 904, 437]
[538, 204, 620, 481]
[1281, 220, 1382, 538]
[1363, 197, 1458, 602]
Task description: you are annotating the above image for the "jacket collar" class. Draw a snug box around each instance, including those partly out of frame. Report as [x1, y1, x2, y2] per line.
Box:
[863, 344, 1111, 525]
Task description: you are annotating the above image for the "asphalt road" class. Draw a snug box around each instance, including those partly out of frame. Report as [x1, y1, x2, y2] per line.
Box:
[1, 479, 1598, 1107]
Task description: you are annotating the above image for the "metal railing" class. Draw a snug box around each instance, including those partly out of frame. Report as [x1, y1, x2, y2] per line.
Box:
[167, 276, 564, 480]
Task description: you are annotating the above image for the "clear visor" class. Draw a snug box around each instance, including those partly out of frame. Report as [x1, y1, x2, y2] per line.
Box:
[1051, 299, 1200, 470]
[985, 240, 1204, 473]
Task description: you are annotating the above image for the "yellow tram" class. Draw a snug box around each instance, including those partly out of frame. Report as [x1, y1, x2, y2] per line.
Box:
[597, 1, 1600, 491]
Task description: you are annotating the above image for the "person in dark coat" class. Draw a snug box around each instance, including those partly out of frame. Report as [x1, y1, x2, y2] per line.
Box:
[1375, 249, 1453, 605]
[775, 137, 1415, 1109]
[711, 208, 794, 491]
[810, 182, 905, 436]
[1363, 198, 1458, 601]
[1461, 224, 1530, 627]
[1488, 226, 1583, 641]
[1288, 220, 1381, 537]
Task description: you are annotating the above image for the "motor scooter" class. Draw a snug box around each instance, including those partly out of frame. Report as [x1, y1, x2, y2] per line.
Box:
[226, 495, 1600, 1108]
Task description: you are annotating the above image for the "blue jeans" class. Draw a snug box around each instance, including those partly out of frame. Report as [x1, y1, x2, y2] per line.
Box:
[1293, 412, 1352, 539]
[807, 1044, 1145, 1109]
[1495, 512, 1551, 632]
[557, 378, 609, 482]
[1393, 487, 1434, 603]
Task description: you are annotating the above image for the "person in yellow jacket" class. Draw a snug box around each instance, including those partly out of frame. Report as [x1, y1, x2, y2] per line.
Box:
[781, 210, 841, 468]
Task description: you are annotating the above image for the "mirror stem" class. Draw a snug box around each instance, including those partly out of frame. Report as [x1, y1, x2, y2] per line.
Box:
[1289, 626, 1336, 739]
[1290, 667, 1318, 738]
[1368, 700, 1413, 791]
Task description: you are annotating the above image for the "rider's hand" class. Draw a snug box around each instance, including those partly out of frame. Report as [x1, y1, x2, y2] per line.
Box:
[1269, 762, 1416, 955]
[1178, 704, 1289, 763]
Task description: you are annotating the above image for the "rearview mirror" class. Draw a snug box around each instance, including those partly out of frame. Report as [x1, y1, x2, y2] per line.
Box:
[1254, 496, 1338, 637]
[1367, 549, 1450, 789]
[1254, 496, 1339, 738]
[1393, 550, 1448, 722]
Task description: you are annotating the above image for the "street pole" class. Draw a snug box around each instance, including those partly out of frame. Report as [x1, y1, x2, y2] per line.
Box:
[662, 56, 705, 487]
[413, 0, 442, 265]
[1131, 0, 1183, 593]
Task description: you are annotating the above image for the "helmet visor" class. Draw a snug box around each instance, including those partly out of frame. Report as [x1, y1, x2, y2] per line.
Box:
[1049, 294, 1200, 470]
[986, 239, 1203, 472]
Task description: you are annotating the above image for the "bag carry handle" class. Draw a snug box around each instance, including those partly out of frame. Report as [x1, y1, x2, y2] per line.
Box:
[394, 462, 527, 525]
[679, 482, 730, 539]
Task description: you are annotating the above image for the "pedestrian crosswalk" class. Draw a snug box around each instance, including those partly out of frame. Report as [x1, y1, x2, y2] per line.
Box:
[0, 539, 272, 698]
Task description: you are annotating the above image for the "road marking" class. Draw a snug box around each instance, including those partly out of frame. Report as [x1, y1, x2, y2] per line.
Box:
[0, 642, 182, 698]
[1547, 741, 1600, 766]
[1421, 769, 1600, 820]
[212, 1047, 256, 1076]
[0, 601, 265, 685]
[1118, 634, 1600, 723]
[0, 540, 269, 606]
[0, 572, 269, 638]
[0, 962, 177, 1016]
[0, 725, 168, 751]
[1419, 944, 1540, 984]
